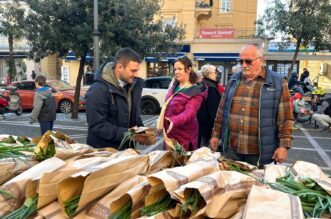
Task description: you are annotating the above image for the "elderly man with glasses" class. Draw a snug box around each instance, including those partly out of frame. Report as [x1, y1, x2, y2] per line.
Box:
[210, 44, 294, 168]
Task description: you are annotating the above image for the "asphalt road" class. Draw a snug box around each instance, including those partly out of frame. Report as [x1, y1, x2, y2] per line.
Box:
[1, 112, 330, 175]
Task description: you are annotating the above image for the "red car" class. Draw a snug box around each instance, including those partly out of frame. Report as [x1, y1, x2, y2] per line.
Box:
[2, 80, 86, 113]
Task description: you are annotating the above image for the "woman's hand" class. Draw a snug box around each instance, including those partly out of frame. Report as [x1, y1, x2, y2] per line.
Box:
[165, 117, 173, 134]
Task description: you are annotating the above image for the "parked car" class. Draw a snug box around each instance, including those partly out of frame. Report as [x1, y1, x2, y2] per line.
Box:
[2, 80, 86, 113]
[141, 76, 172, 114]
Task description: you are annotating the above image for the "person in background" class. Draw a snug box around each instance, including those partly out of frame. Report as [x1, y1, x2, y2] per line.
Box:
[162, 56, 207, 151]
[288, 71, 299, 89]
[197, 64, 221, 147]
[210, 44, 294, 168]
[300, 68, 309, 83]
[290, 93, 311, 129]
[29, 75, 56, 135]
[31, 70, 36, 80]
[312, 98, 331, 132]
[85, 48, 144, 148]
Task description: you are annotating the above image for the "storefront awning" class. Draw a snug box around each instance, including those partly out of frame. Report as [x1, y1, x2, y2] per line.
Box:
[193, 53, 239, 62]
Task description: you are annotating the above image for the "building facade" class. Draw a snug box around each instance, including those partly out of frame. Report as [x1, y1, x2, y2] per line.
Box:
[148, 0, 261, 85]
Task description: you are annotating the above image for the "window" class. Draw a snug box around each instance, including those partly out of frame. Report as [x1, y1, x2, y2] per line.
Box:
[144, 80, 154, 88]
[144, 78, 171, 89]
[17, 82, 36, 90]
[220, 0, 231, 13]
[158, 79, 171, 89]
[162, 17, 175, 28]
[61, 66, 70, 83]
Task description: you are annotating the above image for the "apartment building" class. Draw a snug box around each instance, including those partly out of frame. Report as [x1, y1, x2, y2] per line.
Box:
[147, 0, 261, 85]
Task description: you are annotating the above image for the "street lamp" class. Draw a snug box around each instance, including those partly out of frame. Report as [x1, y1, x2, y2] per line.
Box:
[93, 0, 100, 71]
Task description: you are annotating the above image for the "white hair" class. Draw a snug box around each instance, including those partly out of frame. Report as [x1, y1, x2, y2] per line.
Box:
[196, 70, 203, 81]
[232, 64, 242, 73]
[200, 64, 217, 78]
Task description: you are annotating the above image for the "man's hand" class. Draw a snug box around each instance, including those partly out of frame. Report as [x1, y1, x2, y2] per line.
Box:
[210, 137, 220, 152]
[165, 117, 173, 134]
[272, 147, 288, 163]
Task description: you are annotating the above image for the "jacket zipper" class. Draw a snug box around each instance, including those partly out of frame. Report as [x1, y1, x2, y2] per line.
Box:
[224, 79, 240, 152]
[257, 83, 266, 167]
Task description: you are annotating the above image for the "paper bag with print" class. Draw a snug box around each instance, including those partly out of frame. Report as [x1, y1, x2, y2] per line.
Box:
[143, 161, 219, 217]
[110, 176, 150, 219]
[204, 171, 258, 218]
[0, 157, 65, 217]
[38, 201, 67, 219]
[172, 171, 225, 217]
[38, 157, 109, 209]
[186, 147, 220, 166]
[74, 175, 147, 219]
[58, 155, 149, 217]
[292, 160, 331, 195]
[0, 157, 38, 186]
[147, 150, 173, 174]
[243, 185, 305, 219]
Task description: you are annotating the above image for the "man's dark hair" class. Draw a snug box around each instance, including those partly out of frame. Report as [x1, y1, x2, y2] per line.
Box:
[114, 47, 142, 68]
[35, 75, 47, 86]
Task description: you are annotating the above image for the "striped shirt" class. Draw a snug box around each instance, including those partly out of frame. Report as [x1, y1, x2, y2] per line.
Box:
[212, 68, 294, 154]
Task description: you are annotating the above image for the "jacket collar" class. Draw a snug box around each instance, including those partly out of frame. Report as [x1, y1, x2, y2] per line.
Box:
[231, 67, 274, 85]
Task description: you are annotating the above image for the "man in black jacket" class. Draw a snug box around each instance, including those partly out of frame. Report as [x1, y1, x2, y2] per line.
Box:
[85, 48, 144, 148]
[197, 64, 221, 147]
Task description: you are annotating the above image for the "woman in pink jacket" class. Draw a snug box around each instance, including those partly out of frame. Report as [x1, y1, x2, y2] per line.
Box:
[163, 56, 207, 151]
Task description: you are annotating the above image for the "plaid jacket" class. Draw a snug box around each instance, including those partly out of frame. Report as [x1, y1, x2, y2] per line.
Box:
[212, 68, 294, 162]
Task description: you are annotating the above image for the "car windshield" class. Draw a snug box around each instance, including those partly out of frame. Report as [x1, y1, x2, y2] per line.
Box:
[48, 80, 74, 91]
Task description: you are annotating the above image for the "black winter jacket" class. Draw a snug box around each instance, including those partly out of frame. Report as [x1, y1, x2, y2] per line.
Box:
[197, 78, 221, 139]
[86, 62, 144, 148]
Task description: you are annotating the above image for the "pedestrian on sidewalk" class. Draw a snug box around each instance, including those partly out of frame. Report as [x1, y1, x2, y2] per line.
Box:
[29, 75, 56, 135]
[312, 98, 331, 131]
[158, 56, 207, 151]
[85, 48, 145, 149]
[210, 44, 294, 168]
[197, 64, 221, 147]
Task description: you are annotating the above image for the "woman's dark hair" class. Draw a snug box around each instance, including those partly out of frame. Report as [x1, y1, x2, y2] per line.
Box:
[174, 56, 198, 84]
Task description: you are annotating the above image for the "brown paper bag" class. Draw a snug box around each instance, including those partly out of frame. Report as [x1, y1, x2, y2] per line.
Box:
[37, 157, 109, 209]
[186, 147, 220, 165]
[55, 143, 95, 160]
[134, 127, 157, 146]
[38, 201, 67, 219]
[243, 185, 305, 219]
[75, 175, 147, 219]
[58, 154, 149, 217]
[0, 157, 65, 217]
[292, 160, 331, 195]
[0, 157, 38, 186]
[204, 171, 258, 218]
[173, 171, 225, 217]
[109, 148, 139, 159]
[144, 161, 219, 216]
[110, 176, 150, 218]
[138, 211, 174, 219]
[147, 150, 173, 174]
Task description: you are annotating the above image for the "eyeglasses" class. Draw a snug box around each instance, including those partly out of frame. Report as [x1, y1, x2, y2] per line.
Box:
[238, 57, 261, 65]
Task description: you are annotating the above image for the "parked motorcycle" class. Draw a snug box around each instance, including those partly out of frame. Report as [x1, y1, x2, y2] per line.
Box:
[0, 87, 23, 119]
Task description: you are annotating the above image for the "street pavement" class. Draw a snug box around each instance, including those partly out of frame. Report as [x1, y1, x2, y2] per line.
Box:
[0, 112, 330, 175]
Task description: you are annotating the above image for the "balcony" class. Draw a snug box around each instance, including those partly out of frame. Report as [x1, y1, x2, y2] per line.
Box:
[195, 1, 212, 17]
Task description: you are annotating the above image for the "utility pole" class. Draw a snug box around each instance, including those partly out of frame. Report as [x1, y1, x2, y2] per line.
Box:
[93, 0, 100, 71]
